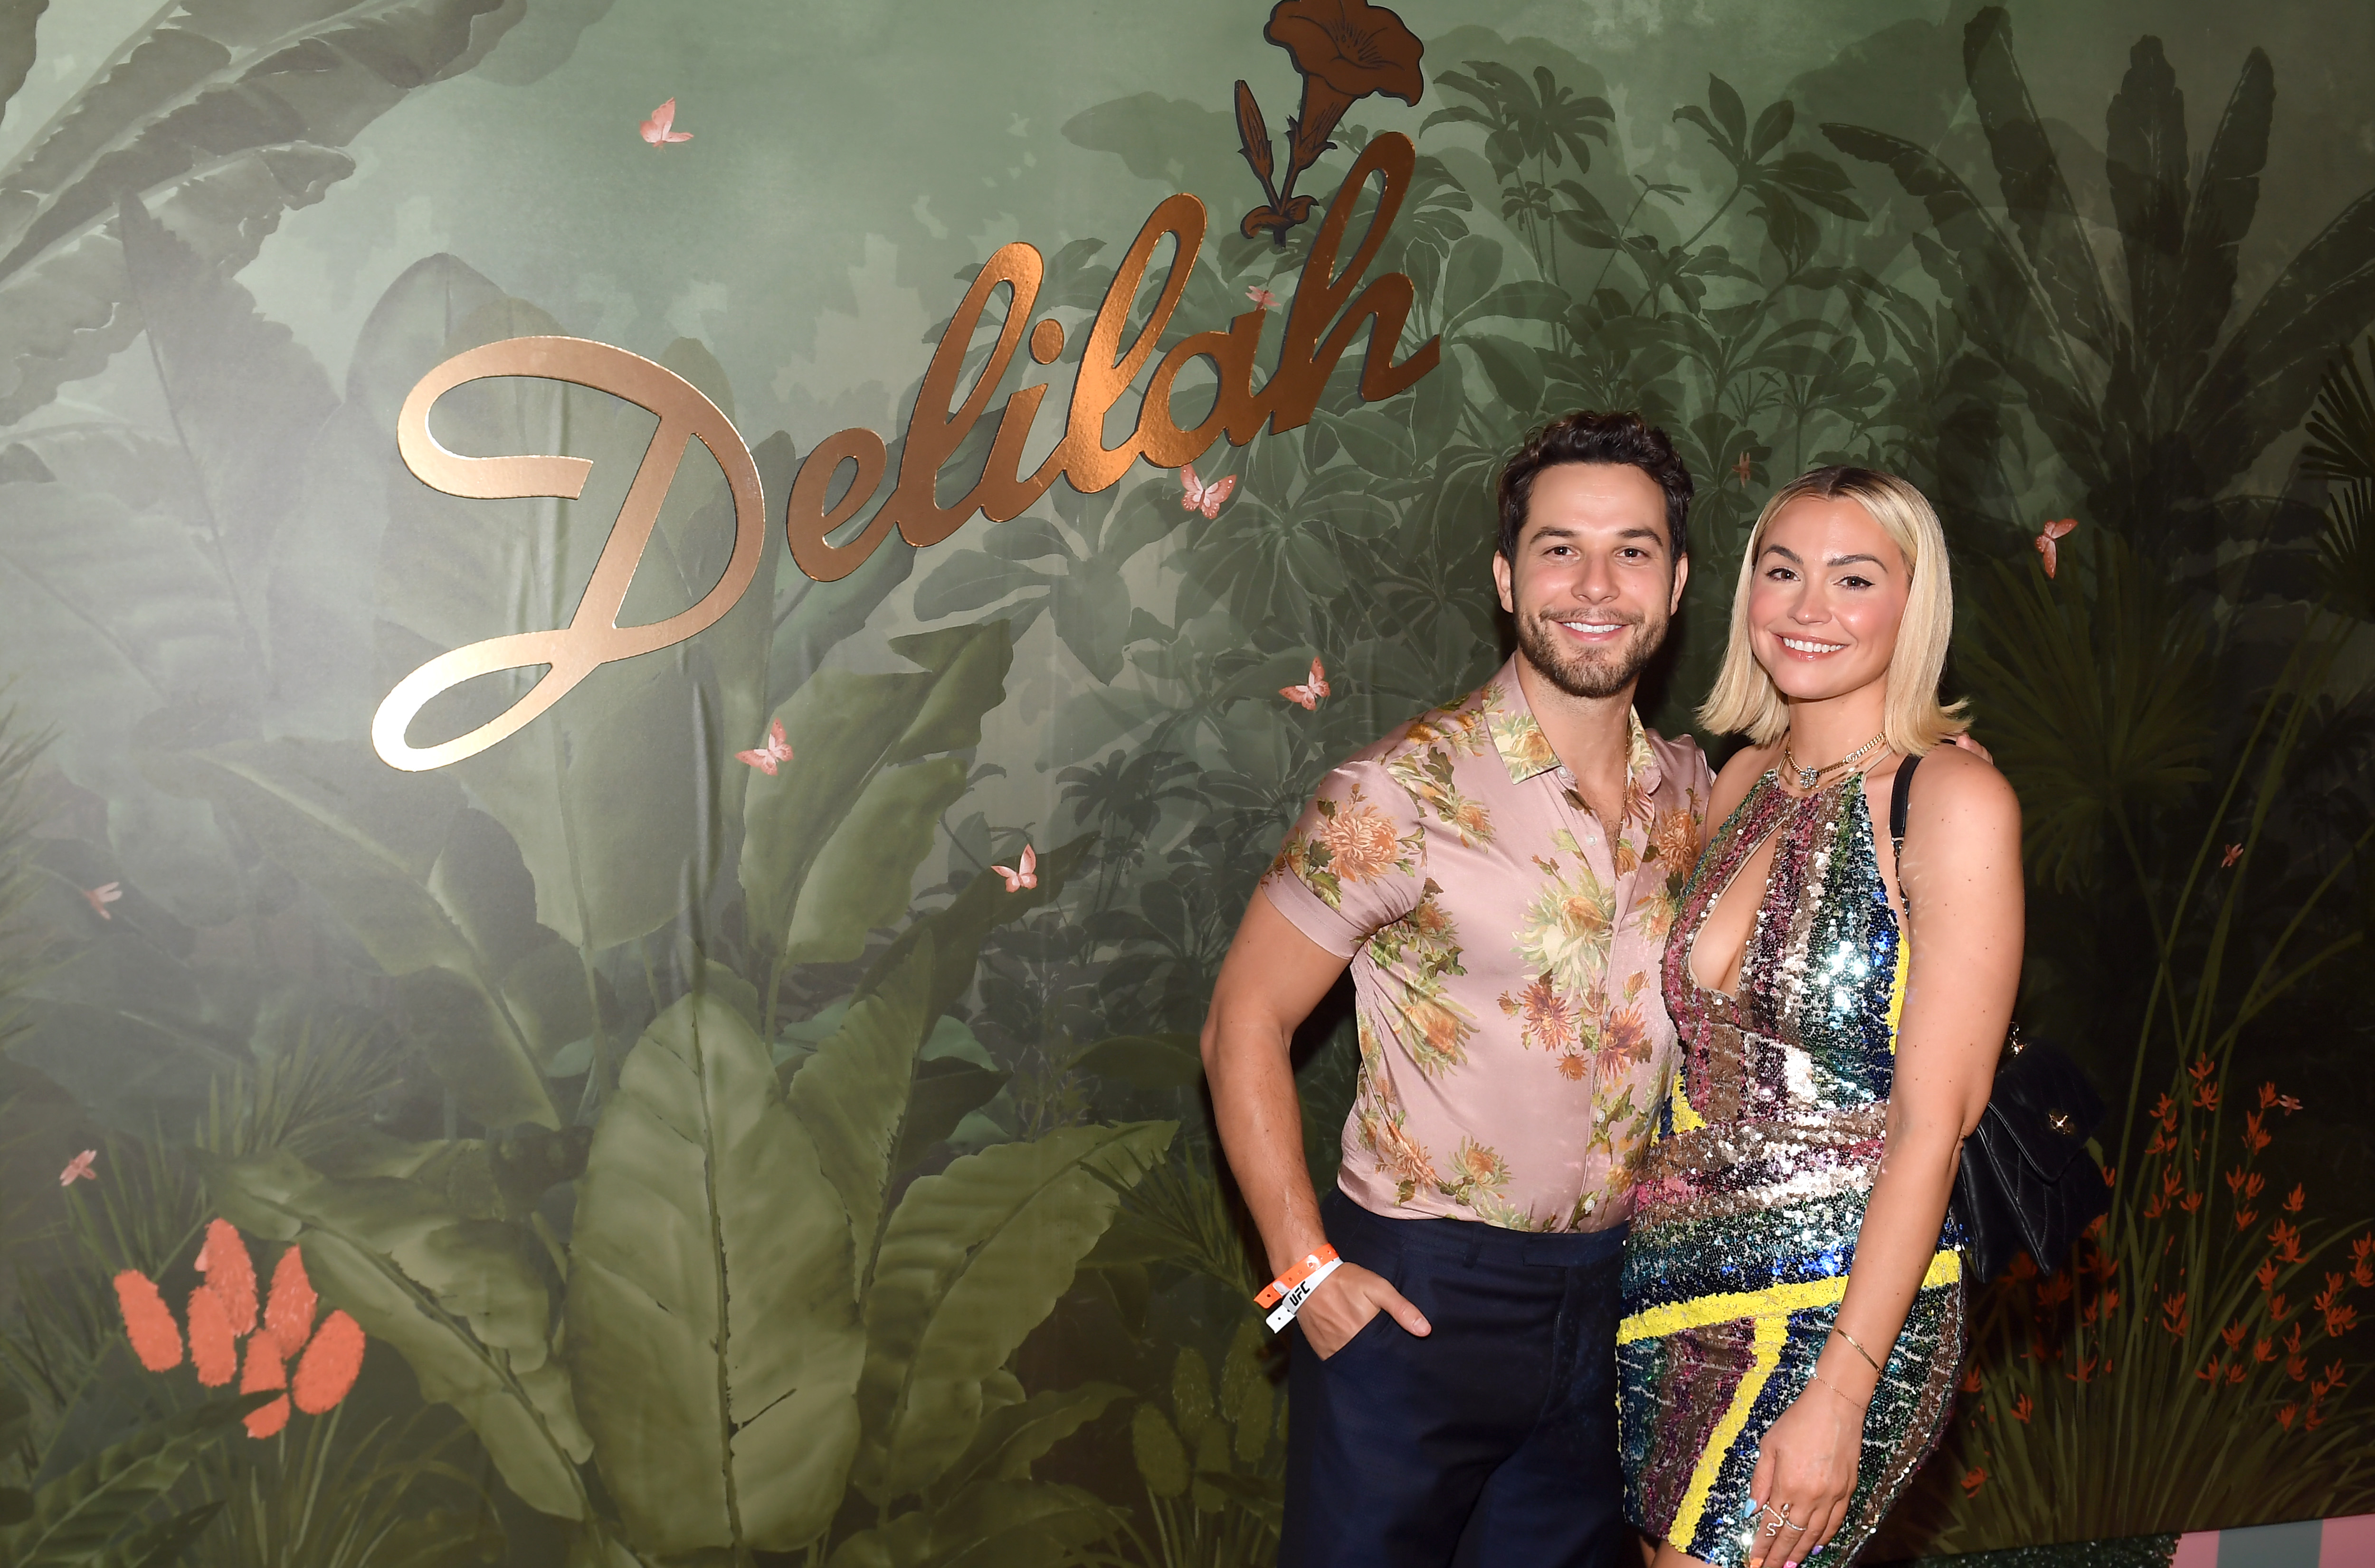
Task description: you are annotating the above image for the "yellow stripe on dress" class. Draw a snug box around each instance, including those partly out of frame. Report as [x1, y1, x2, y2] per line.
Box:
[1625, 1247, 1962, 1550]
[1617, 1247, 1961, 1344]
[1671, 1072, 1707, 1133]
[1885, 935, 1909, 1053]
[1668, 1310, 1785, 1549]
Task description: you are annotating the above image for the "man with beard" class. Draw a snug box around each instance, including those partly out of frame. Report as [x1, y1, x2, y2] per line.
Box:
[1203, 411, 1709, 1568]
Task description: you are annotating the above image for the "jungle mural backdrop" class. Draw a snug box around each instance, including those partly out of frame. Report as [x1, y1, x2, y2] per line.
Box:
[1, 0, 2374, 1564]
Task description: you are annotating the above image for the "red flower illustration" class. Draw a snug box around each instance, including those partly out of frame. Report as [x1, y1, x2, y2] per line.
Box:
[187, 1284, 238, 1388]
[197, 1218, 257, 1336]
[264, 1246, 319, 1361]
[293, 1311, 367, 1414]
[114, 1271, 181, 1371]
[240, 1335, 289, 1439]
[1234, 0, 1424, 246]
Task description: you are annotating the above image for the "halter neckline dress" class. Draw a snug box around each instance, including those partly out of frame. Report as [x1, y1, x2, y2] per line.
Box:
[1617, 767, 1965, 1568]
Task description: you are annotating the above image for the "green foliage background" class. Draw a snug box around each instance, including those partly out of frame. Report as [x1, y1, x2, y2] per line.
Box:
[2, 1, 2375, 1563]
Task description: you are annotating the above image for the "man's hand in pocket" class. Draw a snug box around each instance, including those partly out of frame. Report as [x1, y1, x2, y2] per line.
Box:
[1297, 1262, 1432, 1358]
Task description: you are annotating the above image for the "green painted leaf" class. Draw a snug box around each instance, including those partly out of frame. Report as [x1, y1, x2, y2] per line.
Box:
[0, 1396, 262, 1568]
[117, 195, 335, 584]
[790, 941, 935, 1279]
[203, 1149, 592, 1520]
[0, 0, 521, 424]
[179, 739, 560, 1129]
[0, 1, 44, 129]
[884, 622, 1017, 764]
[742, 621, 1010, 964]
[569, 992, 864, 1554]
[783, 756, 969, 964]
[86, 1502, 223, 1568]
[1219, 1319, 1274, 1464]
[854, 839, 1096, 1058]
[1130, 1405, 1188, 1500]
[856, 1120, 1174, 1501]
[272, 255, 509, 737]
[1439, 234, 1504, 324]
[829, 1478, 1118, 1568]
[896, 1059, 1012, 1171]
[930, 1384, 1128, 1503]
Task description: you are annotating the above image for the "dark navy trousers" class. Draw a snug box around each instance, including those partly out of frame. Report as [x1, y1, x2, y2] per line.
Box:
[1279, 1190, 1630, 1568]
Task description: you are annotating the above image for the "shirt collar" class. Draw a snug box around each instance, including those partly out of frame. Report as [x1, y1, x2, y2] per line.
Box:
[1482, 659, 1664, 796]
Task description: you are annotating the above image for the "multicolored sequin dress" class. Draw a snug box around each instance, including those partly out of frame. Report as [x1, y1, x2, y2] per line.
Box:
[1618, 769, 1964, 1567]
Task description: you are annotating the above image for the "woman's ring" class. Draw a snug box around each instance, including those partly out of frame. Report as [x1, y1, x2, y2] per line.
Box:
[1758, 1502, 1806, 1536]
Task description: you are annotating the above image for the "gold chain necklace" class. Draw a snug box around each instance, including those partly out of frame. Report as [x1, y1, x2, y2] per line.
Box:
[1781, 731, 1888, 792]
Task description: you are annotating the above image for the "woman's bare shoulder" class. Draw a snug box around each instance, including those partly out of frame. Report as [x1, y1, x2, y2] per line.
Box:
[1905, 743, 2021, 855]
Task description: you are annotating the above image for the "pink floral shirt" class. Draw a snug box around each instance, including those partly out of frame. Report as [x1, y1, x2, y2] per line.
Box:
[1261, 660, 1711, 1232]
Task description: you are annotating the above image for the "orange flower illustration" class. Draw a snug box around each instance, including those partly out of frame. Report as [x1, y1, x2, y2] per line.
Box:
[114, 1271, 181, 1371]
[111, 1220, 364, 1439]
[1600, 1002, 1652, 1068]
[1320, 802, 1403, 883]
[188, 1284, 238, 1388]
[294, 1311, 367, 1414]
[1501, 973, 1579, 1055]
[197, 1218, 258, 1336]
[264, 1246, 319, 1361]
[1649, 807, 1700, 873]
[1234, 0, 1424, 246]
[241, 1335, 289, 1438]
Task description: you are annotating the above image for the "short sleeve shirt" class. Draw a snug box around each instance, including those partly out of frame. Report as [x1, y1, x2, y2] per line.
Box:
[1261, 659, 1712, 1232]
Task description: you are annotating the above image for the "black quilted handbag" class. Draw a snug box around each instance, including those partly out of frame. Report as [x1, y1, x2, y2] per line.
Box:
[1890, 758, 2110, 1282]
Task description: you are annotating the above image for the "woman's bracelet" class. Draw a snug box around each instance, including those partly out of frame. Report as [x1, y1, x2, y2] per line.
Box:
[1810, 1369, 1870, 1410]
[1830, 1323, 1887, 1375]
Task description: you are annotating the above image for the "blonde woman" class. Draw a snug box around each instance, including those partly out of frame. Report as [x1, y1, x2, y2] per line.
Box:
[1619, 467, 2022, 1568]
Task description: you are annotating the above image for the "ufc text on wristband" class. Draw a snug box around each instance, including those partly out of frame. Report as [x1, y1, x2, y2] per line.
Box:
[1255, 1245, 1342, 1332]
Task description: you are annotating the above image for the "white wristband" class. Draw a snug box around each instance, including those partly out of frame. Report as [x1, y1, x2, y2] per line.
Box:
[1264, 1254, 1343, 1332]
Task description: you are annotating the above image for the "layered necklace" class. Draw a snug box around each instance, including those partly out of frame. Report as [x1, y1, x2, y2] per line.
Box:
[1780, 731, 1888, 792]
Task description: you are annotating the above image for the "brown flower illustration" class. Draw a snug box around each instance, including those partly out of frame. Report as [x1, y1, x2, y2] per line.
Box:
[1320, 802, 1403, 882]
[1234, 0, 1425, 246]
[1649, 806, 1700, 872]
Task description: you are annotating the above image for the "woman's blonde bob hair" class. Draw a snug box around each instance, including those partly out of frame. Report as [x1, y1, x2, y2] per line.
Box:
[1697, 465, 1969, 755]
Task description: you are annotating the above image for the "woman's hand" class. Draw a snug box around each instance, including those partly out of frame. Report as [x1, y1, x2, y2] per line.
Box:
[1745, 1379, 1864, 1567]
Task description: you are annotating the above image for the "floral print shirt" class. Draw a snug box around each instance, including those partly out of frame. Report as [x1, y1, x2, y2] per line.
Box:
[1261, 660, 1711, 1232]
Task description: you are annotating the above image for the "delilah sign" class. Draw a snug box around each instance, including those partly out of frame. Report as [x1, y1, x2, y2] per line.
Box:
[373, 133, 1440, 772]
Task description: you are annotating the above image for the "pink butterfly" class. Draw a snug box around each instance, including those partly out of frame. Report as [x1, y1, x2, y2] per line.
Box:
[991, 844, 1037, 893]
[735, 718, 792, 775]
[1179, 464, 1236, 519]
[1733, 451, 1752, 485]
[2035, 518, 2076, 578]
[59, 1149, 96, 1187]
[2276, 1094, 2302, 1115]
[1280, 657, 1330, 710]
[2220, 843, 2242, 868]
[1246, 285, 1280, 311]
[640, 98, 693, 146]
[82, 882, 121, 920]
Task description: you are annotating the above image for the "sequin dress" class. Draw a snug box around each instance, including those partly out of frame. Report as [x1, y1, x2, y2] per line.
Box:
[1618, 769, 1964, 1568]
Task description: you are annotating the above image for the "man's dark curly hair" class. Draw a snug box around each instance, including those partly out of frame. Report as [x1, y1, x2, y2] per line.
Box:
[1494, 410, 1692, 564]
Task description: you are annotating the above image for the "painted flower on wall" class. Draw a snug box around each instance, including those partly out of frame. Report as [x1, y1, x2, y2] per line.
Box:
[112, 1220, 365, 1437]
[1232, 0, 1423, 246]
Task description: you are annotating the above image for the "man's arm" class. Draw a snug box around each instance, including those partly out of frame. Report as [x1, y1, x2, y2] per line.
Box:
[1201, 892, 1432, 1357]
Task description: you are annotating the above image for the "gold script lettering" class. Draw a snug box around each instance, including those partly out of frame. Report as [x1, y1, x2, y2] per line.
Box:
[378, 133, 1440, 769]
[373, 337, 768, 771]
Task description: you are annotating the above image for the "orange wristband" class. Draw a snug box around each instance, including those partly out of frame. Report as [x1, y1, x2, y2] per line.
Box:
[1254, 1245, 1340, 1309]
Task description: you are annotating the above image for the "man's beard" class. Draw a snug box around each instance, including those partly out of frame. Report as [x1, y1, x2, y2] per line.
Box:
[1514, 608, 1668, 700]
